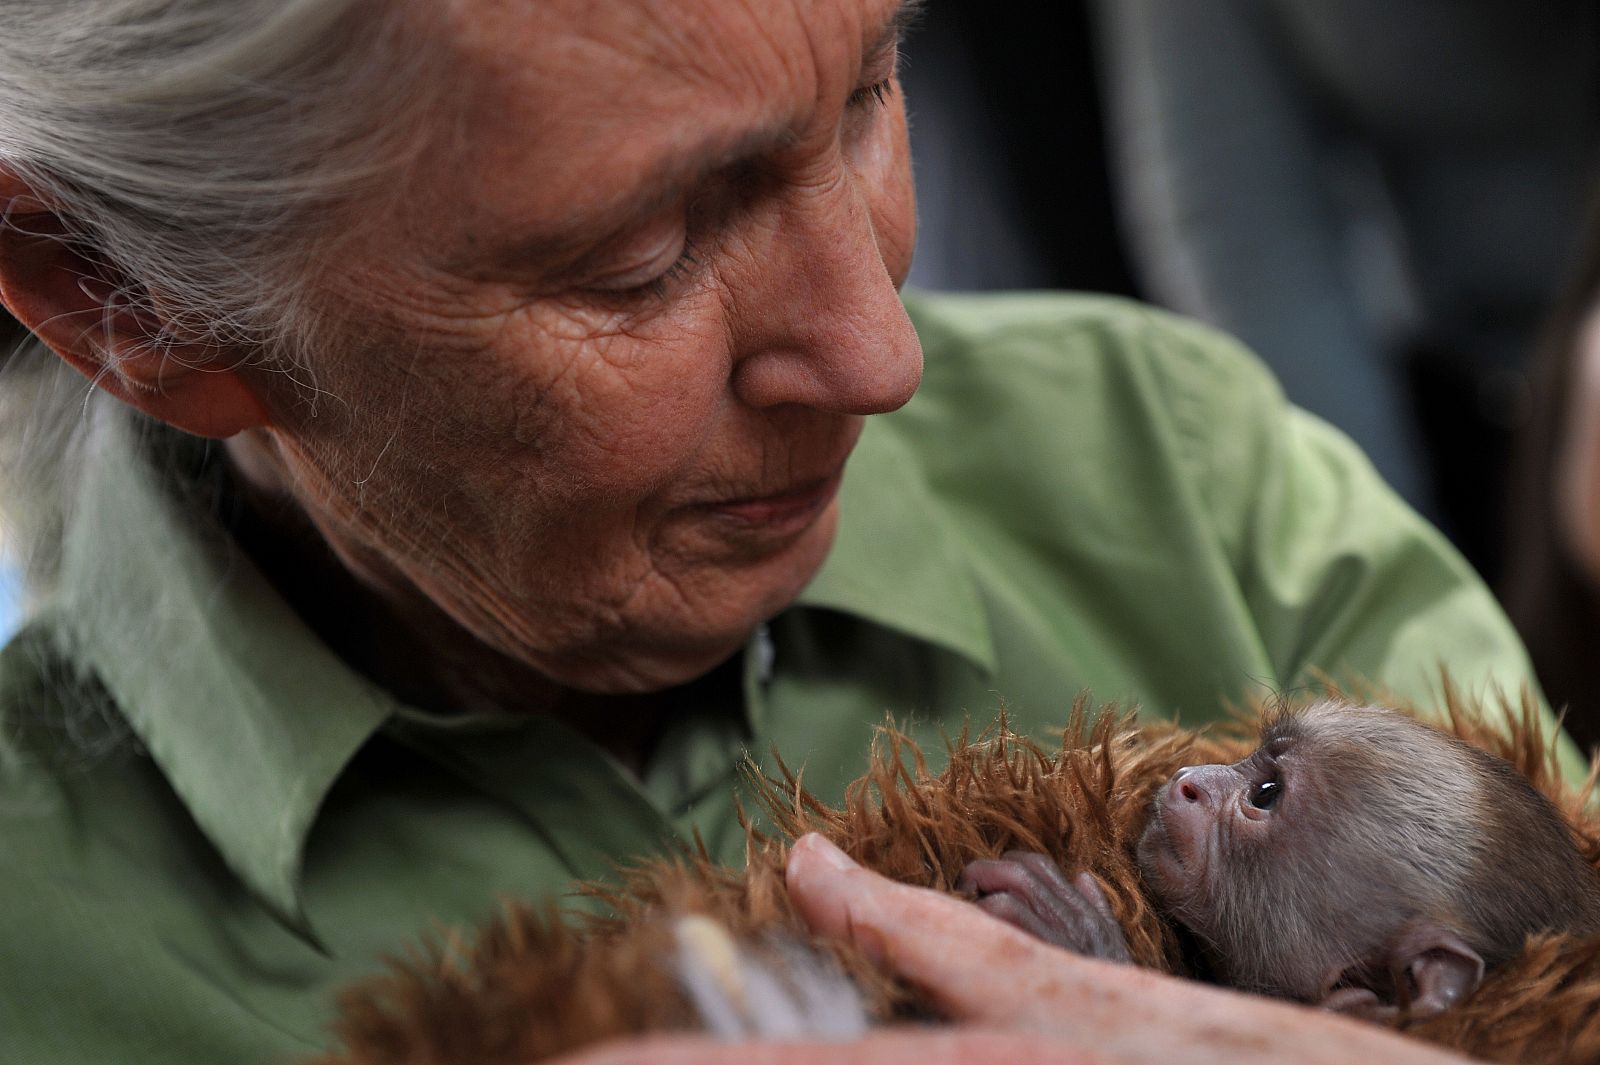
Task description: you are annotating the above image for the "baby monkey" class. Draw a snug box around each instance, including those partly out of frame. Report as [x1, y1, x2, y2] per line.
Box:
[960, 702, 1600, 1018]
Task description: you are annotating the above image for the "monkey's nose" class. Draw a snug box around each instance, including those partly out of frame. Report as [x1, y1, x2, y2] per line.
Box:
[1168, 768, 1207, 808]
[1166, 765, 1230, 809]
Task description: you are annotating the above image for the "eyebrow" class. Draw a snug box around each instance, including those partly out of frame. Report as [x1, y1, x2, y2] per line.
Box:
[484, 0, 927, 276]
[872, 0, 926, 59]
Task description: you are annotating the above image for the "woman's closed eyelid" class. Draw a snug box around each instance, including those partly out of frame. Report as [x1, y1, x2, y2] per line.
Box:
[847, 76, 894, 110]
[581, 236, 701, 304]
[572, 55, 901, 303]
[580, 223, 688, 284]
[847, 24, 905, 106]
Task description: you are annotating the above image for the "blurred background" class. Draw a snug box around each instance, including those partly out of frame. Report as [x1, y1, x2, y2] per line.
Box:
[904, 0, 1599, 584]
[3, 0, 1599, 726]
[900, 0, 1600, 739]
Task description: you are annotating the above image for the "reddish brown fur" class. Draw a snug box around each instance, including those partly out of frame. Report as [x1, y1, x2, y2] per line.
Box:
[310, 688, 1600, 1065]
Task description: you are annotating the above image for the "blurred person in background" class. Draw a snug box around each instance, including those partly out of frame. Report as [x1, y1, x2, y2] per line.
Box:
[1506, 190, 1600, 750]
[1094, 0, 1600, 583]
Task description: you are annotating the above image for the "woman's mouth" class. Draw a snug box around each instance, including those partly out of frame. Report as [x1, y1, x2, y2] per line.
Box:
[700, 471, 845, 530]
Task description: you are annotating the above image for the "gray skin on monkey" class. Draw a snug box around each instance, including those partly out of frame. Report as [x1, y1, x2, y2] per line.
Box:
[959, 702, 1600, 1019]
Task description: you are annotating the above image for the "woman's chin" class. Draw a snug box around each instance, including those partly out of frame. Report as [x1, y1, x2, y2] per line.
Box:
[550, 532, 840, 694]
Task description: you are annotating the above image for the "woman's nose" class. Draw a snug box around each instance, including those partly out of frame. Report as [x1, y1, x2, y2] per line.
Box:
[727, 161, 923, 415]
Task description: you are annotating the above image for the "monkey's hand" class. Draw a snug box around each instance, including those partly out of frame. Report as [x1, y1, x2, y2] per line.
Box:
[956, 852, 1133, 964]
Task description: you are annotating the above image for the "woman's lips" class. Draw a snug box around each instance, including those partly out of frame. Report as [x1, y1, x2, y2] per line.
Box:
[702, 471, 845, 528]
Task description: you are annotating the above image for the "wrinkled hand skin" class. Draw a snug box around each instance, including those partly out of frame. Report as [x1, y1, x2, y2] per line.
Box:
[957, 851, 1133, 964]
[549, 835, 1479, 1065]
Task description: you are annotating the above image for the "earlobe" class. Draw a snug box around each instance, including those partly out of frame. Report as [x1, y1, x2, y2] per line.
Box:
[0, 168, 272, 439]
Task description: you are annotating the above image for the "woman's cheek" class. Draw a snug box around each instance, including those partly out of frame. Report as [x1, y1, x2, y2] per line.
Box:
[505, 302, 734, 494]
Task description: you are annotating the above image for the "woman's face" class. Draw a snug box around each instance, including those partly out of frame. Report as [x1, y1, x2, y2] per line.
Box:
[246, 0, 923, 693]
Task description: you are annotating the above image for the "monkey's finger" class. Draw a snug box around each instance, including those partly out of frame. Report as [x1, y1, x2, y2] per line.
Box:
[786, 834, 1475, 1065]
[968, 855, 1118, 956]
[974, 891, 1058, 943]
[958, 857, 1096, 952]
[1071, 873, 1120, 928]
[1068, 874, 1133, 963]
[1000, 851, 1080, 900]
[956, 857, 1046, 901]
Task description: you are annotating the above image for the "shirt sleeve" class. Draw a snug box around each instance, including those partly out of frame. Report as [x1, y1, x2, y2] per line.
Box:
[0, 860, 318, 1065]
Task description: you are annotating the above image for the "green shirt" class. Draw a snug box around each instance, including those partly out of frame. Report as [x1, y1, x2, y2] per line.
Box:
[0, 292, 1564, 1063]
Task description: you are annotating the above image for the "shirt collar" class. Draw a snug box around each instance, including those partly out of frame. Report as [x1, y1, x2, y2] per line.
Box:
[43, 383, 996, 927]
[51, 407, 394, 932]
[796, 411, 998, 675]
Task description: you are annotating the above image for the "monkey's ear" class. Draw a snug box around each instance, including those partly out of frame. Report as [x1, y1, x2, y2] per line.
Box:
[1320, 921, 1484, 1020]
[1389, 921, 1484, 1018]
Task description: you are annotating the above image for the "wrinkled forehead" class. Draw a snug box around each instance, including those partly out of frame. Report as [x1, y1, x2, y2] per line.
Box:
[416, 0, 908, 224]
[439, 0, 897, 83]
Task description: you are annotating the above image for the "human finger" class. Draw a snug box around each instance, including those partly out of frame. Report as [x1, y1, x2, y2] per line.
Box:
[784, 833, 1475, 1065]
[548, 1028, 1124, 1065]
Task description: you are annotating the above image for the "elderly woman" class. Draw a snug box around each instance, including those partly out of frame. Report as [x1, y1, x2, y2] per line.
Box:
[0, 1, 1558, 1062]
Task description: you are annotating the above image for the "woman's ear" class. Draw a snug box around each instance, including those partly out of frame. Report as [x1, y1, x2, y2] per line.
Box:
[0, 168, 272, 439]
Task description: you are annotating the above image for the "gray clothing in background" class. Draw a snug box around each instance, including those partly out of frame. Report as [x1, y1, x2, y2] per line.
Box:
[1095, 0, 1599, 522]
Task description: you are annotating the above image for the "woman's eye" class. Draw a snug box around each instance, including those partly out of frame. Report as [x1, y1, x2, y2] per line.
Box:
[847, 77, 894, 111]
[1248, 779, 1282, 810]
[587, 239, 699, 301]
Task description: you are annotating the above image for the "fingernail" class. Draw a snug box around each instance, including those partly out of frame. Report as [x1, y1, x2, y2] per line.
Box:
[797, 833, 859, 872]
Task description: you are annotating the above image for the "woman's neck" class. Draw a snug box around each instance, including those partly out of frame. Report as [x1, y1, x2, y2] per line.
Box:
[219, 433, 687, 771]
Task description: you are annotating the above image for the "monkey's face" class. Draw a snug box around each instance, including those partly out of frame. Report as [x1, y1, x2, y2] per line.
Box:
[1135, 736, 1292, 925]
[1136, 703, 1481, 998]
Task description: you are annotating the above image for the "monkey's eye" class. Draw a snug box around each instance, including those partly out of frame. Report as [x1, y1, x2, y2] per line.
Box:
[1247, 780, 1282, 810]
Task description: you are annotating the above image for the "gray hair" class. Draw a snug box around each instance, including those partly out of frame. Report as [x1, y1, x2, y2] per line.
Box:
[0, 0, 445, 603]
[0, 0, 439, 361]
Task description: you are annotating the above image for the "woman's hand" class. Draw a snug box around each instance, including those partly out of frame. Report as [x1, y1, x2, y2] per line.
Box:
[554, 834, 1472, 1065]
